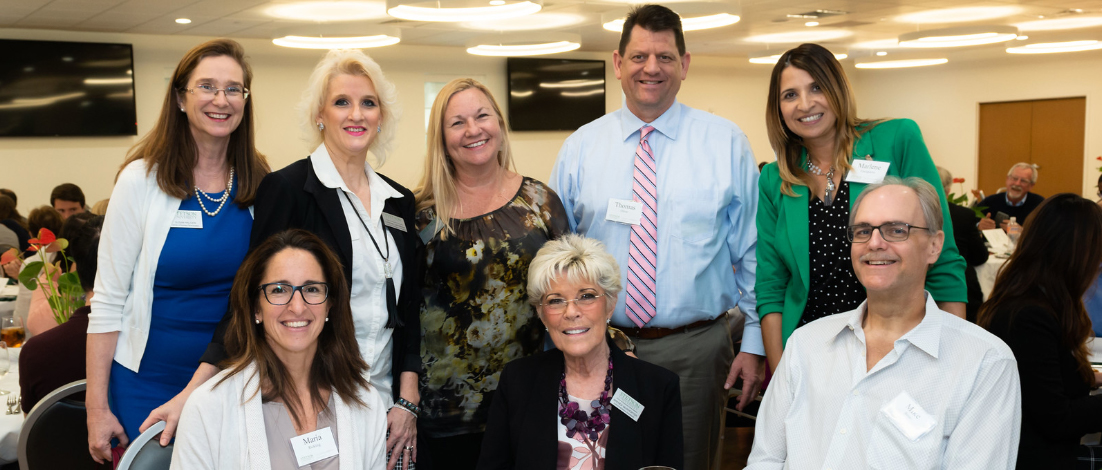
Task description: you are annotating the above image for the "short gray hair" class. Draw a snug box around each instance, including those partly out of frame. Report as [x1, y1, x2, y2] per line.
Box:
[1008, 162, 1038, 184]
[298, 49, 401, 166]
[936, 166, 952, 194]
[851, 176, 943, 234]
[527, 234, 622, 311]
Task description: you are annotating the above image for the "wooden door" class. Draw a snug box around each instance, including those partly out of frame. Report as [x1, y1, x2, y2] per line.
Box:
[977, 97, 1085, 198]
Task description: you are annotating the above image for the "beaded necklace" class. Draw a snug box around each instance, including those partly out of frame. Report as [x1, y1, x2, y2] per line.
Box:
[806, 159, 836, 206]
[558, 357, 613, 443]
[194, 167, 235, 217]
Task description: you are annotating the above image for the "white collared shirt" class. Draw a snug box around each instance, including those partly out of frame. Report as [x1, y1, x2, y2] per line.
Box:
[310, 144, 403, 403]
[747, 293, 1021, 470]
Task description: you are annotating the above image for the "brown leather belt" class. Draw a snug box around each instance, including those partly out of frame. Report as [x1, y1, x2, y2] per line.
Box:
[616, 314, 724, 340]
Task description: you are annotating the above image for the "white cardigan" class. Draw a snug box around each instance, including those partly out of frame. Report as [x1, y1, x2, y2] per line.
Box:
[170, 363, 387, 470]
[88, 160, 251, 372]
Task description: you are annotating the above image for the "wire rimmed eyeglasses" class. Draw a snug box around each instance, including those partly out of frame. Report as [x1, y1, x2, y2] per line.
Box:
[258, 282, 329, 305]
[847, 222, 931, 243]
[539, 292, 606, 315]
[182, 84, 250, 101]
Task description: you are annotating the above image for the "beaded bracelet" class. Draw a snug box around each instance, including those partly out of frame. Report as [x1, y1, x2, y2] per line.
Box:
[395, 397, 421, 416]
[390, 404, 418, 418]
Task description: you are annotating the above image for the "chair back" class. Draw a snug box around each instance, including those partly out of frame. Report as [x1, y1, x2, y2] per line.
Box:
[18, 379, 110, 469]
[116, 420, 172, 470]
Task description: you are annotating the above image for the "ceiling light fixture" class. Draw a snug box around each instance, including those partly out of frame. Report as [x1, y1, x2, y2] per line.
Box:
[466, 33, 580, 56]
[855, 58, 948, 69]
[489, 0, 505, 4]
[602, 3, 740, 32]
[805, 21, 819, 27]
[1017, 36, 1028, 40]
[898, 25, 1018, 48]
[388, 0, 541, 22]
[1007, 40, 1102, 54]
[266, 1, 388, 21]
[272, 26, 401, 49]
[461, 12, 584, 31]
[175, 18, 191, 24]
[876, 51, 888, 56]
[1016, 16, 1102, 31]
[896, 6, 1021, 24]
[744, 29, 851, 43]
[748, 50, 847, 64]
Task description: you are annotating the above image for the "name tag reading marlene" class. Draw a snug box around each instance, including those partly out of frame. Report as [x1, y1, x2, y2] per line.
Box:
[170, 210, 203, 229]
[610, 389, 645, 422]
[880, 391, 936, 441]
[382, 212, 406, 232]
[290, 427, 339, 467]
[845, 160, 890, 184]
[606, 199, 643, 225]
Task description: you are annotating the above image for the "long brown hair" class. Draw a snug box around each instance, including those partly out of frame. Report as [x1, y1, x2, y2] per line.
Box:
[120, 38, 269, 206]
[765, 43, 879, 197]
[977, 194, 1102, 385]
[219, 229, 370, 428]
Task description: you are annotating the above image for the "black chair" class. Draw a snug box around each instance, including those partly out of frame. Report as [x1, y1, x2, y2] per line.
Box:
[116, 420, 172, 470]
[17, 379, 110, 470]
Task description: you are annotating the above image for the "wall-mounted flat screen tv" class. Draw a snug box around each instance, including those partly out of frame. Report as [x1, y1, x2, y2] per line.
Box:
[0, 39, 137, 137]
[507, 58, 605, 131]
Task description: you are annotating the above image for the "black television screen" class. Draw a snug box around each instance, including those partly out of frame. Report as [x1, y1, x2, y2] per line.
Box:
[507, 58, 604, 131]
[0, 39, 137, 137]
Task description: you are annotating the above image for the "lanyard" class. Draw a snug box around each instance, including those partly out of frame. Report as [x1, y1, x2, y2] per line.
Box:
[342, 190, 401, 328]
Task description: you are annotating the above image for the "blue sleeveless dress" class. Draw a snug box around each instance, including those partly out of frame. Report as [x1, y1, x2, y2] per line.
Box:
[109, 180, 251, 440]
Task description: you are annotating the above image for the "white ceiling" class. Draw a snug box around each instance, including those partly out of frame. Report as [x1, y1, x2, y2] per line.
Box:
[1, 0, 1101, 60]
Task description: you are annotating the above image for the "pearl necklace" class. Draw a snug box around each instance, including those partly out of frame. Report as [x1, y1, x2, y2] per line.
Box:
[807, 160, 836, 206]
[194, 167, 234, 217]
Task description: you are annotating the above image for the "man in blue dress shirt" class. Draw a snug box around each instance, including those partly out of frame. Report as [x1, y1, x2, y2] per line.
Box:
[550, 4, 763, 469]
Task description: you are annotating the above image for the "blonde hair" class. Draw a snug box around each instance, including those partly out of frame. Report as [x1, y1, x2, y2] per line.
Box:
[298, 49, 401, 166]
[527, 234, 622, 313]
[413, 78, 515, 238]
[765, 43, 880, 197]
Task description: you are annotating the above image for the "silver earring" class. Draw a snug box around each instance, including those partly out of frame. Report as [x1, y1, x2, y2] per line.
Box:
[254, 318, 260, 324]
[325, 317, 330, 322]
[606, 318, 611, 325]
[377, 125, 381, 133]
[317, 122, 325, 131]
[180, 107, 185, 112]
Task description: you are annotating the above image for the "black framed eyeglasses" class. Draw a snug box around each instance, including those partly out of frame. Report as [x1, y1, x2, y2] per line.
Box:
[539, 292, 605, 315]
[847, 222, 931, 243]
[258, 282, 329, 305]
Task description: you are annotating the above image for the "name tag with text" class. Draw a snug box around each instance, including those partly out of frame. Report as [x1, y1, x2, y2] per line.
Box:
[606, 199, 643, 225]
[880, 391, 936, 441]
[170, 210, 203, 229]
[290, 426, 339, 467]
[845, 160, 891, 184]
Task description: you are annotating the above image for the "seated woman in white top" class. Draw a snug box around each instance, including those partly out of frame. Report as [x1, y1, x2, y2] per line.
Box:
[171, 229, 386, 469]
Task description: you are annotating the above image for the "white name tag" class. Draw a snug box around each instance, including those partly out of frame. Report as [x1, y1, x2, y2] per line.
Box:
[880, 391, 936, 441]
[170, 210, 203, 229]
[610, 389, 644, 422]
[290, 426, 339, 467]
[382, 212, 406, 232]
[605, 199, 643, 225]
[845, 160, 891, 184]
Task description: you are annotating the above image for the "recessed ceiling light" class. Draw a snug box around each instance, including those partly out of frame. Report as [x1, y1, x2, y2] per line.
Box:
[266, 1, 388, 21]
[855, 58, 948, 69]
[1017, 35, 1028, 40]
[1007, 40, 1102, 54]
[895, 6, 1022, 24]
[1016, 16, 1102, 31]
[744, 30, 851, 43]
[466, 33, 580, 56]
[898, 25, 1018, 48]
[461, 12, 584, 31]
[602, 3, 740, 32]
[805, 21, 819, 26]
[388, 0, 541, 22]
[876, 51, 888, 56]
[271, 26, 401, 49]
[850, 39, 900, 50]
[489, 0, 505, 4]
[175, 18, 191, 24]
[747, 50, 846, 64]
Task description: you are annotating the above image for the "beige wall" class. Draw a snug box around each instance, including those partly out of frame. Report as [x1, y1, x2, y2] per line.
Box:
[2, 26, 1100, 214]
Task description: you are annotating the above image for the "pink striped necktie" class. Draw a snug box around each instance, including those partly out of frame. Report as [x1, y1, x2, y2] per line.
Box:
[626, 125, 657, 328]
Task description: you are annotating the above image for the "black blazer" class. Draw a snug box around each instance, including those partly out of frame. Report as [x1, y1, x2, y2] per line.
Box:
[201, 156, 424, 400]
[985, 301, 1102, 469]
[947, 203, 989, 321]
[477, 340, 683, 470]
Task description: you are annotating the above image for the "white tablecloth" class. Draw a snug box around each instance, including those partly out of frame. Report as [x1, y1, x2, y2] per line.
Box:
[975, 256, 1009, 301]
[0, 347, 23, 464]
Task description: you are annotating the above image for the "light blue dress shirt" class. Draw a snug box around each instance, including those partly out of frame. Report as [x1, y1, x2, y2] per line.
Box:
[551, 101, 762, 355]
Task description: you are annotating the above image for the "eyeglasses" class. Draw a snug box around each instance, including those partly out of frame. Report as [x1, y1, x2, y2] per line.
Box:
[183, 84, 250, 101]
[847, 222, 931, 243]
[539, 292, 605, 315]
[258, 282, 329, 305]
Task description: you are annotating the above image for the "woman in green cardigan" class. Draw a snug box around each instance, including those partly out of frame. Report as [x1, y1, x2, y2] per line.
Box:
[757, 43, 967, 371]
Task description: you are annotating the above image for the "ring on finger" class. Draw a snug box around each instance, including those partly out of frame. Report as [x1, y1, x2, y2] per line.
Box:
[404, 445, 414, 451]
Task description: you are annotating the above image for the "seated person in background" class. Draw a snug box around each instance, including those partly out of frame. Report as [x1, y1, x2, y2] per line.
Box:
[50, 183, 86, 220]
[89, 199, 109, 216]
[19, 214, 103, 412]
[937, 167, 989, 322]
[172, 229, 386, 469]
[24, 212, 96, 336]
[478, 234, 683, 470]
[747, 177, 1021, 469]
[0, 195, 30, 256]
[979, 194, 1102, 470]
[978, 163, 1044, 231]
[27, 205, 63, 239]
[0, 189, 28, 228]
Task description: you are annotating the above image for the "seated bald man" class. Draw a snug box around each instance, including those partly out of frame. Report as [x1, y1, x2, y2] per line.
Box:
[747, 176, 1021, 469]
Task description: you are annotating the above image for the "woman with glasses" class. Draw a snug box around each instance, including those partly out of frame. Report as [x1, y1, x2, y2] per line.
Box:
[477, 234, 682, 470]
[979, 194, 1102, 469]
[172, 229, 386, 469]
[87, 38, 269, 462]
[756, 43, 966, 372]
[413, 78, 569, 468]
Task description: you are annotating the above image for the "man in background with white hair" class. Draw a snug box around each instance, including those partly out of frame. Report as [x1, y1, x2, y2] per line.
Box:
[978, 162, 1044, 230]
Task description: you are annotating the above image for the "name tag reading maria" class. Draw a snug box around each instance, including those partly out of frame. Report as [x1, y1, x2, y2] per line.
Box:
[880, 391, 936, 441]
[170, 210, 203, 229]
[610, 389, 645, 422]
[606, 199, 643, 225]
[382, 212, 407, 232]
[845, 160, 890, 184]
[291, 426, 338, 467]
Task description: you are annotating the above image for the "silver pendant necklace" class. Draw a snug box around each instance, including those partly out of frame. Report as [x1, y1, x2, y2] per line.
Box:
[195, 167, 235, 217]
[807, 160, 836, 206]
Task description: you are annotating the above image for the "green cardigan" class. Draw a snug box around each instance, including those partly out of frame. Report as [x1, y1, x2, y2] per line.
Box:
[756, 119, 967, 346]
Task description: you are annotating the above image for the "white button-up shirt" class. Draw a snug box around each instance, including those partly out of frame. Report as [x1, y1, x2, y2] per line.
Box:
[747, 293, 1021, 470]
[310, 144, 403, 403]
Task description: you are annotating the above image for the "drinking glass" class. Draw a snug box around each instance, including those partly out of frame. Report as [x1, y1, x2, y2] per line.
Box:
[0, 341, 10, 396]
[1, 317, 25, 348]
